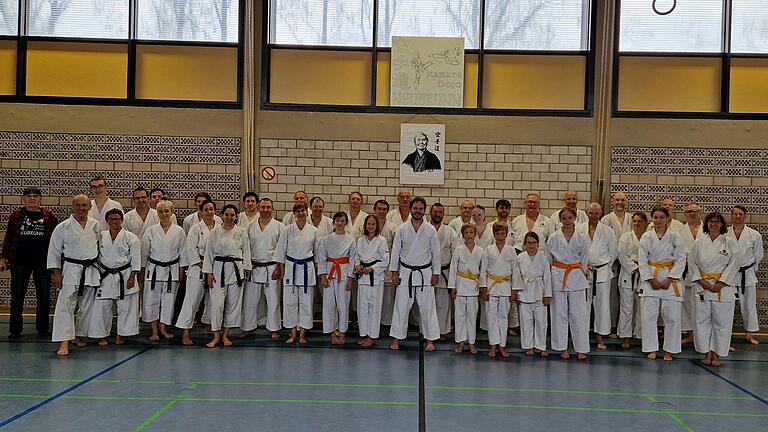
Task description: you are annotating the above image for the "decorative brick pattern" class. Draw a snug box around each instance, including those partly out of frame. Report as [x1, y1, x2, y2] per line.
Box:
[0, 131, 242, 310]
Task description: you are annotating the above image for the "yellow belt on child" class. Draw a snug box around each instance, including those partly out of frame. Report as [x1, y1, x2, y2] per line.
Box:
[700, 272, 723, 301]
[457, 270, 480, 291]
[485, 272, 511, 293]
[648, 260, 680, 297]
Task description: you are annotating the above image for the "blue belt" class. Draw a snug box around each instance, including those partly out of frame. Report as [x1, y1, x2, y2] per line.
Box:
[287, 255, 314, 293]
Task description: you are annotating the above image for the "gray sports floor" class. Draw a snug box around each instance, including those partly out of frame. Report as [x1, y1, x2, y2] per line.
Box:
[0, 318, 766, 431]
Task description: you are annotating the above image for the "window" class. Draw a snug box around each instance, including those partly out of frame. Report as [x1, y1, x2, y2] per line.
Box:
[619, 0, 722, 53]
[269, 0, 372, 46]
[731, 0, 768, 54]
[377, 0, 481, 49]
[0, 0, 18, 36]
[138, 0, 239, 43]
[28, 0, 129, 39]
[484, 0, 590, 51]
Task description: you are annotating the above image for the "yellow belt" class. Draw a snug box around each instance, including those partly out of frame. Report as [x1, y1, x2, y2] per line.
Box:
[648, 260, 680, 297]
[700, 272, 723, 301]
[486, 272, 511, 293]
[457, 270, 480, 291]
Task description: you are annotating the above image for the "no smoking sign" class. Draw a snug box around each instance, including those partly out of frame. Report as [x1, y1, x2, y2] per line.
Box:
[261, 166, 276, 182]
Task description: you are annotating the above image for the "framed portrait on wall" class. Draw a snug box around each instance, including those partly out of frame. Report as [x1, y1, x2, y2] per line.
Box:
[400, 123, 445, 185]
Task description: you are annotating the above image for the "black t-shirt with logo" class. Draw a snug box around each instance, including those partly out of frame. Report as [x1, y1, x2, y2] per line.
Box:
[17, 209, 47, 265]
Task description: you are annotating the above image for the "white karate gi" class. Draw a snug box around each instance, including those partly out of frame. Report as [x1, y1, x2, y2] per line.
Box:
[243, 218, 283, 332]
[689, 234, 739, 357]
[346, 211, 368, 239]
[98, 229, 141, 337]
[509, 213, 555, 252]
[448, 216, 473, 236]
[727, 225, 764, 333]
[647, 218, 686, 235]
[379, 219, 399, 326]
[310, 215, 334, 239]
[547, 230, 591, 354]
[203, 225, 251, 332]
[89, 198, 124, 232]
[515, 251, 553, 351]
[275, 222, 319, 329]
[602, 211, 632, 328]
[576, 222, 616, 336]
[679, 222, 704, 331]
[386, 208, 410, 226]
[434, 223, 457, 335]
[177, 220, 220, 329]
[48, 216, 102, 342]
[183, 212, 223, 234]
[318, 232, 356, 334]
[142, 223, 187, 325]
[123, 208, 159, 240]
[480, 243, 517, 347]
[550, 208, 588, 230]
[638, 229, 686, 354]
[237, 211, 260, 228]
[448, 244, 483, 344]
[355, 235, 389, 338]
[475, 225, 495, 330]
[389, 221, 441, 341]
[617, 231, 643, 339]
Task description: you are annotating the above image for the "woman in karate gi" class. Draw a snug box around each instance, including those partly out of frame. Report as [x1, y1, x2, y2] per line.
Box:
[318, 212, 356, 345]
[547, 207, 591, 360]
[354, 215, 389, 348]
[204, 204, 251, 348]
[515, 232, 552, 357]
[638, 207, 686, 361]
[449, 223, 483, 354]
[616, 212, 648, 350]
[689, 212, 739, 366]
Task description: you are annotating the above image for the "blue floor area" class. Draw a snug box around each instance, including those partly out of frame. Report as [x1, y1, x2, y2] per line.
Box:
[1, 323, 767, 431]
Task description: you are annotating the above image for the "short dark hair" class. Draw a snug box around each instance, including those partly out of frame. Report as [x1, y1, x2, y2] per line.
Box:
[199, 199, 215, 212]
[293, 202, 308, 213]
[195, 192, 212, 202]
[149, 187, 165, 196]
[309, 196, 324, 206]
[333, 211, 349, 224]
[495, 199, 511, 209]
[474, 204, 485, 212]
[350, 191, 363, 200]
[243, 192, 258, 202]
[221, 204, 239, 215]
[430, 202, 444, 211]
[259, 197, 273, 205]
[703, 212, 727, 235]
[22, 186, 42, 196]
[89, 176, 107, 186]
[409, 197, 427, 209]
[373, 199, 389, 211]
[132, 187, 148, 197]
[524, 231, 539, 244]
[105, 208, 124, 221]
[732, 205, 748, 214]
[632, 212, 648, 223]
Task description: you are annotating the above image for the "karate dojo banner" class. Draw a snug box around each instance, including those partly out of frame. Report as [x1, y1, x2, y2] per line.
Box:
[390, 36, 465, 108]
[400, 123, 445, 186]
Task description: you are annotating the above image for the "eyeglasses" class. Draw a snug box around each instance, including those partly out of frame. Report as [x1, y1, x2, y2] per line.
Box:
[684, 210, 701, 214]
[90, 184, 106, 189]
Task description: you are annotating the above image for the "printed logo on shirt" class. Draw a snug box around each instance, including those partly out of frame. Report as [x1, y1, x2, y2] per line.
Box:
[20, 215, 45, 237]
[719, 249, 729, 256]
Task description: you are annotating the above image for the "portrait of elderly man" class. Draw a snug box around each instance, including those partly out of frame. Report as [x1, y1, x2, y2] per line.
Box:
[402, 132, 441, 172]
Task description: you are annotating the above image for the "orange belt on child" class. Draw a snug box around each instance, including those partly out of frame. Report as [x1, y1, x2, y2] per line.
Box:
[700, 272, 723, 301]
[326, 257, 351, 283]
[648, 261, 680, 297]
[552, 261, 582, 292]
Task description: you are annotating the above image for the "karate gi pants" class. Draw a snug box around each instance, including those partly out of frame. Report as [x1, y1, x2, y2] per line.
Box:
[737, 285, 759, 332]
[508, 301, 519, 329]
[454, 296, 478, 344]
[550, 289, 590, 354]
[283, 284, 314, 329]
[435, 287, 452, 335]
[322, 278, 351, 334]
[357, 282, 384, 338]
[242, 280, 282, 332]
[519, 300, 548, 351]
[116, 293, 139, 336]
[78, 287, 112, 339]
[479, 301, 489, 331]
[641, 297, 681, 354]
[609, 262, 621, 328]
[681, 284, 696, 332]
[142, 281, 178, 326]
[694, 299, 734, 357]
[390, 284, 440, 341]
[486, 295, 510, 347]
[52, 284, 80, 342]
[591, 280, 612, 335]
[210, 282, 243, 332]
[617, 287, 642, 339]
[176, 267, 205, 330]
[380, 280, 395, 326]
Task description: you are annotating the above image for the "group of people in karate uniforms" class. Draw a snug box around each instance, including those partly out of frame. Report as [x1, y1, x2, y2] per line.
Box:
[46, 186, 762, 366]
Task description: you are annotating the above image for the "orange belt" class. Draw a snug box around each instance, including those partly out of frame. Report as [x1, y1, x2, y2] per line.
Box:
[326, 257, 351, 283]
[648, 261, 680, 297]
[552, 261, 583, 292]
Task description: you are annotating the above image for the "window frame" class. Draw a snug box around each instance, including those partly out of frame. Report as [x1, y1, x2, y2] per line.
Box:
[613, 0, 768, 119]
[0, 0, 243, 109]
[261, 0, 597, 117]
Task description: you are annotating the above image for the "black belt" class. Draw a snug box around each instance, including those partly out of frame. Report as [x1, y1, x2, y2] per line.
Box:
[252, 260, 277, 268]
[214, 256, 243, 286]
[63, 256, 98, 297]
[738, 262, 756, 296]
[399, 260, 432, 298]
[100, 262, 132, 300]
[591, 262, 610, 298]
[358, 259, 381, 286]
[287, 255, 314, 293]
[440, 263, 451, 285]
[148, 256, 180, 293]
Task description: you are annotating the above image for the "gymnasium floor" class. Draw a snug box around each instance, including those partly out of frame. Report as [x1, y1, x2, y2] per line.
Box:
[0, 318, 766, 431]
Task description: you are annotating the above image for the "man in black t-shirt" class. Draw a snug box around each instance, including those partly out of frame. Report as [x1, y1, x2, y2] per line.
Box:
[0, 187, 58, 339]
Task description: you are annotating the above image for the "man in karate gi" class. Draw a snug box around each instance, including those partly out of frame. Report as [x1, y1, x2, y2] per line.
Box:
[282, 190, 309, 226]
[448, 199, 475, 234]
[88, 177, 123, 232]
[387, 189, 412, 226]
[183, 192, 222, 233]
[680, 202, 704, 343]
[389, 197, 441, 352]
[551, 191, 588, 229]
[123, 187, 159, 240]
[510, 193, 554, 253]
[429, 203, 457, 338]
[601, 192, 631, 338]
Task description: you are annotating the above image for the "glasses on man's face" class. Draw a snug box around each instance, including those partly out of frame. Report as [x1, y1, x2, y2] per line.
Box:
[684, 210, 701, 214]
[90, 184, 106, 189]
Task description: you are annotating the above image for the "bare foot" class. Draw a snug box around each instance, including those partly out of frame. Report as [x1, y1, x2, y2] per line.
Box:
[729, 346, 736, 352]
[223, 336, 233, 347]
[597, 343, 607, 350]
[701, 354, 712, 365]
[390, 339, 400, 350]
[454, 342, 465, 353]
[525, 349, 534, 356]
[56, 341, 69, 356]
[285, 336, 296, 344]
[271, 332, 280, 340]
[577, 353, 587, 360]
[499, 347, 510, 358]
[204, 325, 212, 335]
[469, 344, 478, 354]
[115, 335, 125, 345]
[362, 338, 375, 348]
[663, 353, 673, 361]
[206, 335, 220, 348]
[540, 351, 549, 357]
[330, 333, 338, 345]
[98, 338, 108, 347]
[338, 334, 346, 345]
[746, 336, 759, 345]
[646, 352, 657, 360]
[299, 337, 308, 344]
[160, 330, 174, 340]
[711, 357, 721, 367]
[488, 346, 497, 358]
[74, 338, 87, 347]
[357, 338, 366, 346]
[182, 336, 194, 346]
[609, 333, 618, 339]
[239, 331, 252, 339]
[560, 351, 570, 360]
[681, 334, 693, 344]
[621, 339, 631, 350]
[508, 328, 518, 337]
[425, 340, 436, 352]
[148, 334, 160, 342]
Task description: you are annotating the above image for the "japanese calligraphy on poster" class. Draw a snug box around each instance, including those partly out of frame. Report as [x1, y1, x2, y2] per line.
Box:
[390, 36, 464, 108]
[400, 123, 445, 186]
